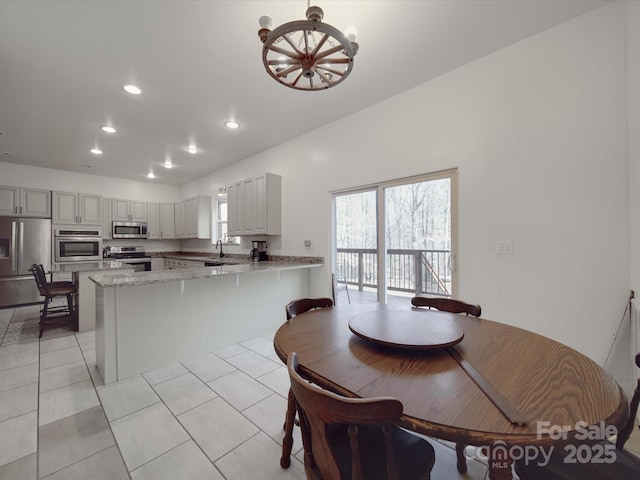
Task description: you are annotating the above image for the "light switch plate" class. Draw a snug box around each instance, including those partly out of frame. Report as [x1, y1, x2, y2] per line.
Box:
[496, 240, 514, 255]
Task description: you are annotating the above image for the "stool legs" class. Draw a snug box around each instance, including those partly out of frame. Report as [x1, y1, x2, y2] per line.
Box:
[38, 293, 78, 338]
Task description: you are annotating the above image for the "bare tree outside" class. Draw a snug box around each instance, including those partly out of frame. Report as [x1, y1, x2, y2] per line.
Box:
[334, 176, 453, 301]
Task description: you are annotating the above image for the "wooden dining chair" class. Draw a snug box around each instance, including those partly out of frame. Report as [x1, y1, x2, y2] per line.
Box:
[411, 295, 481, 317]
[285, 297, 334, 320]
[29, 264, 78, 337]
[411, 294, 481, 473]
[287, 352, 436, 479]
[281, 297, 334, 468]
[514, 352, 640, 479]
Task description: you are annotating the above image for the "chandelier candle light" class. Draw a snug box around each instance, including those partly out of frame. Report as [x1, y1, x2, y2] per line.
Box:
[258, 2, 359, 91]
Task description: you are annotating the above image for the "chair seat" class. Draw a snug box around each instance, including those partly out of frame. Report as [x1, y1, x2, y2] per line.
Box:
[327, 424, 435, 480]
[515, 440, 640, 480]
[44, 284, 77, 296]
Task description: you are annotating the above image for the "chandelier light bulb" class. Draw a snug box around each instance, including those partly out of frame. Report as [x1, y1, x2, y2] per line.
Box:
[345, 27, 357, 42]
[258, 15, 273, 30]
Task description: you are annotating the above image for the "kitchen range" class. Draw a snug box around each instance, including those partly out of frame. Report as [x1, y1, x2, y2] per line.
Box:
[107, 246, 151, 272]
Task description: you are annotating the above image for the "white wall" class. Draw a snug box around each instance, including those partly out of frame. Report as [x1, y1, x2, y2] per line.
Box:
[182, 3, 630, 363]
[0, 161, 180, 202]
[628, 1, 640, 297]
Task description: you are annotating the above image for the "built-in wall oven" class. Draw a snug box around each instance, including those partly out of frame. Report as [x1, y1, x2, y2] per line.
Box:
[54, 227, 103, 262]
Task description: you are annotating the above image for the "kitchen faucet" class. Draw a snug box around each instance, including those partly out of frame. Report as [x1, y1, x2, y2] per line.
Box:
[215, 240, 225, 258]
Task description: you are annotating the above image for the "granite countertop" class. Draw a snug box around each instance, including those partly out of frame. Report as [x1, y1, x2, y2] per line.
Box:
[89, 260, 322, 288]
[52, 261, 135, 273]
[161, 255, 245, 265]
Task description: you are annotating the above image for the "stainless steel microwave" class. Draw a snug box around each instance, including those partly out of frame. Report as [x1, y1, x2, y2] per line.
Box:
[112, 221, 148, 239]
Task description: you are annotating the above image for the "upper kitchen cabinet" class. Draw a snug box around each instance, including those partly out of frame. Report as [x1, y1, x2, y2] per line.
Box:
[147, 202, 160, 239]
[52, 191, 102, 225]
[147, 202, 175, 239]
[228, 173, 281, 236]
[160, 202, 175, 239]
[111, 198, 147, 222]
[0, 186, 51, 217]
[175, 196, 210, 239]
[102, 197, 112, 239]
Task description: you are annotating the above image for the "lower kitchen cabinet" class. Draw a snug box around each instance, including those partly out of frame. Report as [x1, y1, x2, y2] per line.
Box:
[151, 258, 164, 271]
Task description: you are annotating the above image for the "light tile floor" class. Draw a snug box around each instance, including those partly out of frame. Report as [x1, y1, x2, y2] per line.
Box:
[0, 303, 638, 480]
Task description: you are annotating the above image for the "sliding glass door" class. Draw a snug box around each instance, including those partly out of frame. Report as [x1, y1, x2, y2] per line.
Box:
[333, 170, 457, 304]
[333, 189, 379, 303]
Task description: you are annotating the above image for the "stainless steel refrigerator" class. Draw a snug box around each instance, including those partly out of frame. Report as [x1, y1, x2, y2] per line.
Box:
[0, 217, 51, 307]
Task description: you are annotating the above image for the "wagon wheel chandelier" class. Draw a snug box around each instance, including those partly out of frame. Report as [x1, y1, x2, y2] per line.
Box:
[257, 1, 359, 91]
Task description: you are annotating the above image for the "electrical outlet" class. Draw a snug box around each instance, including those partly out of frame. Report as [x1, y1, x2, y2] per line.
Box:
[304, 240, 311, 248]
[496, 241, 514, 255]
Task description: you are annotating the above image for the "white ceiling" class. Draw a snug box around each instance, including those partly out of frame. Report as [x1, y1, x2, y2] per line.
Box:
[0, 0, 610, 186]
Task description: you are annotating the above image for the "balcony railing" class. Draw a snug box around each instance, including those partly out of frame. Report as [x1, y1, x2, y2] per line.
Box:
[335, 248, 451, 297]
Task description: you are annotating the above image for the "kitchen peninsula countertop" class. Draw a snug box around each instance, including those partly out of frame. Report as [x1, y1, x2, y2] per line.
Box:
[52, 260, 131, 273]
[90, 259, 322, 288]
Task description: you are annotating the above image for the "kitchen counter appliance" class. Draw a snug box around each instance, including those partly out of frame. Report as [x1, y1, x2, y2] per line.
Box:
[250, 240, 268, 262]
[0, 216, 52, 307]
[109, 246, 151, 272]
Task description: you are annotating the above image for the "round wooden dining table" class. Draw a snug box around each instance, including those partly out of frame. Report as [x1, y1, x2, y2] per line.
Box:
[273, 304, 628, 480]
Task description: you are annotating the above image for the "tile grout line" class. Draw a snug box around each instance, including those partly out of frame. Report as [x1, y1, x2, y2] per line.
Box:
[74, 330, 133, 480]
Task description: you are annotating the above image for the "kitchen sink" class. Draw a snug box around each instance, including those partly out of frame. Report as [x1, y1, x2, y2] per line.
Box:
[204, 261, 224, 267]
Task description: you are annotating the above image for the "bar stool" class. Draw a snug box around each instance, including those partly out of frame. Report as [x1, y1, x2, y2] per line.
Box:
[29, 264, 78, 337]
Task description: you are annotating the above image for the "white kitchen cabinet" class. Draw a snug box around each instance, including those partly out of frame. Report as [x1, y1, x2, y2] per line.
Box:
[160, 202, 175, 239]
[227, 173, 281, 235]
[52, 191, 102, 225]
[227, 181, 243, 236]
[112, 198, 147, 222]
[0, 186, 51, 217]
[102, 197, 112, 239]
[151, 258, 164, 271]
[146, 202, 175, 239]
[147, 202, 160, 239]
[174, 196, 211, 239]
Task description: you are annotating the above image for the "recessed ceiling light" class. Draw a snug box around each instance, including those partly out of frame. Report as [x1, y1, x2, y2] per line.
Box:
[123, 84, 142, 95]
[101, 126, 116, 133]
[164, 161, 173, 169]
[147, 172, 155, 179]
[90, 148, 102, 155]
[187, 145, 198, 154]
[225, 121, 240, 129]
